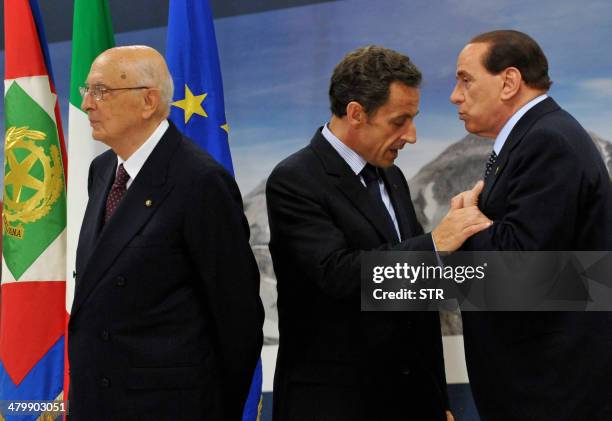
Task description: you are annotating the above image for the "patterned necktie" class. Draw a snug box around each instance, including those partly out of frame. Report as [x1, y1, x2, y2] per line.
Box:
[484, 150, 498, 179]
[360, 164, 398, 241]
[104, 163, 130, 223]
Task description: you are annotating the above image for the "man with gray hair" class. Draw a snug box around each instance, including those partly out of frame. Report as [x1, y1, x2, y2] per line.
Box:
[69, 46, 263, 420]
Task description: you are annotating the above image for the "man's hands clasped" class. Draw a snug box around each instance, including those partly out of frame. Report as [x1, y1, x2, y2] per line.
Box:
[431, 180, 491, 252]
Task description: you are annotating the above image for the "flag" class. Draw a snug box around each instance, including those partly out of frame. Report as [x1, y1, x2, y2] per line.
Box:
[166, 0, 262, 419]
[1, 0, 67, 419]
[166, 0, 234, 174]
[66, 0, 114, 400]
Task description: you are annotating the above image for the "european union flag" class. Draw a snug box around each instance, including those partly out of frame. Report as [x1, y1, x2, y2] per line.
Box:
[166, 0, 233, 174]
[166, 1, 262, 420]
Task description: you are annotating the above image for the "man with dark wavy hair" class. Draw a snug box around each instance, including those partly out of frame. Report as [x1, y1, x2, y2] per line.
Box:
[267, 45, 492, 421]
[451, 30, 612, 420]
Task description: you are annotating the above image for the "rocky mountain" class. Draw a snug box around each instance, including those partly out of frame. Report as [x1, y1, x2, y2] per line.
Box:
[244, 133, 612, 342]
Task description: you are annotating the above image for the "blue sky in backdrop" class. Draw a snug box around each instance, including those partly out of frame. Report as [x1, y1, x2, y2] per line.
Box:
[2, 0, 611, 194]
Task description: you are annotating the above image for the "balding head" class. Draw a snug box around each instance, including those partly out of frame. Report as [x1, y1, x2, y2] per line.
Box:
[94, 46, 174, 116]
[82, 46, 175, 159]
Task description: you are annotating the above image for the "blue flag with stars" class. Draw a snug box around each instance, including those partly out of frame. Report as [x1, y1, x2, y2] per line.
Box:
[166, 1, 263, 420]
[166, 0, 233, 174]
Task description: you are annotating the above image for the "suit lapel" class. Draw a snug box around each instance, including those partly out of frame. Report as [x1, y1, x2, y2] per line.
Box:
[72, 123, 181, 316]
[310, 130, 398, 243]
[75, 154, 115, 277]
[481, 97, 560, 207]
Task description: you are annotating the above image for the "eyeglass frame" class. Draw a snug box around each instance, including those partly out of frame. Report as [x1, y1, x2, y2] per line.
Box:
[79, 84, 152, 101]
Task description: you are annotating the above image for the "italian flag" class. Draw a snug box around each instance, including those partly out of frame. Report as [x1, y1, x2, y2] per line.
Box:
[1, 0, 66, 416]
[65, 0, 114, 399]
[66, 0, 114, 310]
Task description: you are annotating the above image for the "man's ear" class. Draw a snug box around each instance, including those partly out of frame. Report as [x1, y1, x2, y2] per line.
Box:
[346, 101, 366, 128]
[500, 67, 522, 100]
[142, 88, 161, 119]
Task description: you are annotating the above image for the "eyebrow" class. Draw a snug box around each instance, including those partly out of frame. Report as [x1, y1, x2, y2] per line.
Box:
[393, 110, 419, 121]
[456, 70, 472, 79]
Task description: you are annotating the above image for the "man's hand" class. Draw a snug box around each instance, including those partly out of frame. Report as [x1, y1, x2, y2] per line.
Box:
[446, 410, 455, 421]
[432, 205, 492, 252]
[451, 180, 485, 210]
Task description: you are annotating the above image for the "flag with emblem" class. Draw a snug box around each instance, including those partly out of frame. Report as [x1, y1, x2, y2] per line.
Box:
[1, 0, 67, 418]
[65, 0, 115, 402]
[166, 0, 262, 419]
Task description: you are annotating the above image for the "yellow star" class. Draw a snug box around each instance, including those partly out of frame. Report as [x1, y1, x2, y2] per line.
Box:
[221, 123, 230, 134]
[5, 150, 43, 203]
[172, 84, 208, 124]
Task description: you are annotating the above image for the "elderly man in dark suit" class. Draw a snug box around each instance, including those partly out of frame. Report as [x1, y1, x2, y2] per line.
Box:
[69, 46, 263, 420]
[450, 30, 612, 420]
[266, 46, 492, 421]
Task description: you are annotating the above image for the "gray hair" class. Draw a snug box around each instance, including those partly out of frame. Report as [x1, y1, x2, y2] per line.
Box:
[136, 58, 174, 117]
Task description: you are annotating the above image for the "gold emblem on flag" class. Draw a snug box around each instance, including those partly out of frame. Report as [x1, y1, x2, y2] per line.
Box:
[2, 127, 63, 239]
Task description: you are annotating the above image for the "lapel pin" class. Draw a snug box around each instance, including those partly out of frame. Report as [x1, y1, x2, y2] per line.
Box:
[495, 166, 500, 175]
[145, 199, 153, 207]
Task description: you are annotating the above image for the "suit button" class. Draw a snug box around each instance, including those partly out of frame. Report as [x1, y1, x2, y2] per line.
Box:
[115, 276, 126, 287]
[100, 377, 110, 388]
[101, 330, 110, 341]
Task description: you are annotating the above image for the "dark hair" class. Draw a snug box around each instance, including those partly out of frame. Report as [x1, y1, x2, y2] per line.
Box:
[329, 45, 422, 117]
[470, 30, 552, 90]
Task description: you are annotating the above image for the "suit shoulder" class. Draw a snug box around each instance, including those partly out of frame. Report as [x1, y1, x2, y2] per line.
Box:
[532, 108, 589, 142]
[172, 135, 234, 180]
[90, 148, 116, 174]
[528, 109, 600, 158]
[268, 145, 319, 184]
[169, 136, 246, 207]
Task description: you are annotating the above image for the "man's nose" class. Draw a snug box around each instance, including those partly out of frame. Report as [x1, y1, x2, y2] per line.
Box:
[81, 91, 95, 112]
[401, 122, 417, 144]
[450, 83, 462, 104]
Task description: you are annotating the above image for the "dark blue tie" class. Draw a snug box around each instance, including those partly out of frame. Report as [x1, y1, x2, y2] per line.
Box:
[484, 150, 498, 179]
[360, 164, 398, 241]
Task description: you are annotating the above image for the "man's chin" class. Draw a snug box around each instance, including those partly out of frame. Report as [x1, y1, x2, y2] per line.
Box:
[90, 130, 103, 141]
[464, 123, 483, 137]
[380, 151, 398, 167]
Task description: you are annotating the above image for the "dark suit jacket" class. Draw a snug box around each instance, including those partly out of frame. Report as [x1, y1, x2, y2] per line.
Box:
[68, 122, 263, 420]
[266, 129, 449, 421]
[461, 98, 612, 421]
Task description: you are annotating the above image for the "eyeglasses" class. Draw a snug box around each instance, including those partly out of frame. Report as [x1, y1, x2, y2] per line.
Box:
[79, 84, 150, 101]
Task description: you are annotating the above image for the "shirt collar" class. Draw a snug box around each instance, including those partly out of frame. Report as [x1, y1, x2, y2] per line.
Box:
[117, 119, 169, 186]
[321, 123, 368, 175]
[494, 94, 548, 155]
